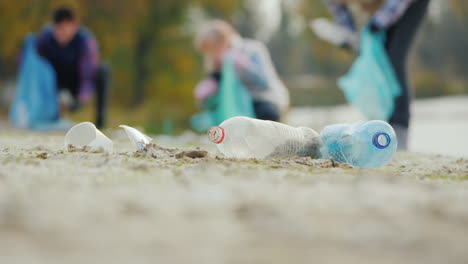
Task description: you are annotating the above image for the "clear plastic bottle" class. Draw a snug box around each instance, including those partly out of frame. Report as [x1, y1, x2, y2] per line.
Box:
[208, 116, 397, 168]
[208, 116, 321, 159]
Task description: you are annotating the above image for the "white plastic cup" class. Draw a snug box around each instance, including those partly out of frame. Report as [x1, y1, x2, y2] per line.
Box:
[64, 122, 113, 153]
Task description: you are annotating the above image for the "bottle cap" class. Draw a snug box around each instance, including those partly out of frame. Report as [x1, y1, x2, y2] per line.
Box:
[373, 132, 391, 149]
[208, 126, 225, 144]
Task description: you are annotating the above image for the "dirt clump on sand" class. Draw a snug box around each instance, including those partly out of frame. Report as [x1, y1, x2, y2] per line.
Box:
[175, 149, 208, 159]
[134, 143, 208, 160]
[35, 152, 48, 159]
[134, 143, 179, 159]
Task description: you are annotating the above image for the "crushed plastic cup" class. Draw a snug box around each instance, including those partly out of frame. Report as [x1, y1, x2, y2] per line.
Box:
[64, 122, 113, 153]
[119, 125, 152, 151]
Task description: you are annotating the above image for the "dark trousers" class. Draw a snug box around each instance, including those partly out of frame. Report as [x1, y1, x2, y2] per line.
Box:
[59, 64, 109, 128]
[253, 100, 280, 122]
[385, 0, 430, 128]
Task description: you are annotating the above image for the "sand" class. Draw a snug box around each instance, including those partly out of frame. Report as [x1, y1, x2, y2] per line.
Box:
[0, 127, 468, 264]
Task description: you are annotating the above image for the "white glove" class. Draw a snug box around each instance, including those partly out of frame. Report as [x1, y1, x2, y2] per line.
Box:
[310, 18, 359, 52]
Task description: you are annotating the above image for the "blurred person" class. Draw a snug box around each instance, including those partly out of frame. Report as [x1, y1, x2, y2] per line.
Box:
[35, 7, 109, 128]
[313, 0, 430, 150]
[194, 20, 289, 122]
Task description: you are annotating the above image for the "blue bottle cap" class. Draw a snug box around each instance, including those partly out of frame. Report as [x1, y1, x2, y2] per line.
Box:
[373, 132, 391, 149]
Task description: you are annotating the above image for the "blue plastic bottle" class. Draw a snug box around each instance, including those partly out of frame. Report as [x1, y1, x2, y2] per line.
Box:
[320, 120, 397, 168]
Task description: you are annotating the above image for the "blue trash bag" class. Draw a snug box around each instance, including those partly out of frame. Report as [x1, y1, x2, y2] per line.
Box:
[191, 57, 256, 132]
[338, 26, 401, 121]
[8, 34, 66, 130]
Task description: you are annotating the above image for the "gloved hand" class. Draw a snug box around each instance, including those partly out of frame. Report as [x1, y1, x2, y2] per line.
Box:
[223, 49, 250, 71]
[194, 77, 219, 107]
[59, 90, 82, 112]
[309, 18, 359, 53]
[369, 21, 382, 33]
[68, 100, 82, 112]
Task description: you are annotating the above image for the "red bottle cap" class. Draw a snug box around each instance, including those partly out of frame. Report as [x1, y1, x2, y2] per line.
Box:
[208, 126, 225, 144]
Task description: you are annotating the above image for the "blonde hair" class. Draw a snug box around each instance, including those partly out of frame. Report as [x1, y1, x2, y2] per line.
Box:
[194, 20, 237, 51]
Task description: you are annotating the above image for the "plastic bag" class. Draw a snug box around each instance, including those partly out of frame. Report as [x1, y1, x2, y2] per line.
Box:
[191, 57, 256, 132]
[9, 34, 60, 129]
[338, 26, 401, 121]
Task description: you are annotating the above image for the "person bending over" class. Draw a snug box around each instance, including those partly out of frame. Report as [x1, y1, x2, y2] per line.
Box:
[315, 0, 430, 150]
[194, 20, 289, 122]
[36, 7, 109, 128]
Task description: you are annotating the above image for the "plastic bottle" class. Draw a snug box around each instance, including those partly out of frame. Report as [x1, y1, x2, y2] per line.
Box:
[208, 116, 397, 168]
[208, 116, 321, 159]
[319, 120, 397, 168]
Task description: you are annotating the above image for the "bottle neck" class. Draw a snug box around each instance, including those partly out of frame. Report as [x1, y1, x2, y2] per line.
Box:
[300, 135, 323, 159]
[208, 126, 225, 144]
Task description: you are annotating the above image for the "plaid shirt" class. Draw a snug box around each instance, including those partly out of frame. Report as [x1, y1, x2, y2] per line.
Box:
[324, 0, 415, 31]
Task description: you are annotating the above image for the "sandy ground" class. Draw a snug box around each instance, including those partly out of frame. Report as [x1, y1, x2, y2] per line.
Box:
[0, 95, 467, 263]
[0, 124, 468, 264]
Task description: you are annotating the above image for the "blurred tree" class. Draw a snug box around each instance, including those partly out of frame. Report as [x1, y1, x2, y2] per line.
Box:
[131, 1, 186, 106]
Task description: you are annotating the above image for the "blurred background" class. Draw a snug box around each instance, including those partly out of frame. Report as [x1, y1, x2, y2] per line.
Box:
[0, 0, 467, 134]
